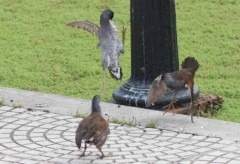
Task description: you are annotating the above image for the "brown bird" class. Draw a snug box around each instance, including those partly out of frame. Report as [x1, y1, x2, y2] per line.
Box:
[146, 57, 200, 123]
[75, 95, 110, 158]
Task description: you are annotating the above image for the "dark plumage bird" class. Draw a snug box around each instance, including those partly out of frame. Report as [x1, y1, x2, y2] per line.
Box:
[146, 57, 200, 123]
[66, 9, 126, 91]
[75, 95, 110, 158]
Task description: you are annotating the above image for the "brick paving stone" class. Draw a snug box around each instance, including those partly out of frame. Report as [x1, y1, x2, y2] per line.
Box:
[39, 118, 56, 123]
[43, 113, 59, 118]
[219, 139, 237, 145]
[209, 143, 226, 149]
[14, 146, 30, 152]
[115, 158, 137, 163]
[17, 140, 33, 145]
[193, 147, 212, 153]
[176, 133, 193, 139]
[31, 155, 51, 161]
[14, 120, 31, 125]
[24, 143, 42, 149]
[40, 124, 57, 129]
[27, 116, 45, 121]
[195, 141, 213, 147]
[47, 144, 65, 149]
[212, 157, 231, 163]
[168, 137, 185, 143]
[52, 120, 69, 125]
[1, 156, 22, 162]
[191, 135, 207, 140]
[28, 111, 46, 116]
[30, 132, 44, 137]
[26, 150, 44, 155]
[197, 155, 217, 161]
[1, 111, 18, 117]
[221, 145, 240, 152]
[124, 154, 145, 159]
[27, 121, 43, 127]
[0, 145, 7, 151]
[180, 145, 199, 151]
[31, 137, 46, 142]
[0, 106, 13, 111]
[167, 143, 185, 149]
[156, 136, 171, 141]
[1, 118, 18, 123]
[0, 122, 8, 127]
[204, 137, 221, 143]
[228, 160, 240, 164]
[208, 150, 227, 156]
[19, 159, 39, 164]
[15, 153, 33, 158]
[2, 142, 19, 148]
[139, 144, 158, 150]
[153, 145, 172, 151]
[18, 126, 34, 131]
[11, 108, 27, 113]
[0, 105, 240, 163]
[14, 113, 33, 119]
[145, 152, 165, 157]
[54, 115, 73, 120]
[0, 133, 10, 138]
[222, 152, 240, 159]
[0, 138, 12, 143]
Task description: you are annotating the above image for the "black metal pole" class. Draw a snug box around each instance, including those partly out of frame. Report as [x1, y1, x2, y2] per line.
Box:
[113, 0, 199, 108]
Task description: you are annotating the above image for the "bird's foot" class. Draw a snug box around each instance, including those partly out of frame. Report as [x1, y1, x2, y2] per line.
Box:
[80, 153, 85, 157]
[99, 155, 105, 159]
[162, 99, 178, 116]
[187, 103, 195, 123]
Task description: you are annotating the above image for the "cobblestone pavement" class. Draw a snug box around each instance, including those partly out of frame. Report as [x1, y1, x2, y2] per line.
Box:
[0, 106, 240, 164]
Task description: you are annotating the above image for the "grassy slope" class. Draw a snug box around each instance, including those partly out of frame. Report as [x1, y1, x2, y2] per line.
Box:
[0, 0, 239, 122]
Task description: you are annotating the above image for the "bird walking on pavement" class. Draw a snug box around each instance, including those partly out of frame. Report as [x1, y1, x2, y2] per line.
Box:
[66, 9, 126, 93]
[75, 95, 110, 158]
[146, 57, 200, 123]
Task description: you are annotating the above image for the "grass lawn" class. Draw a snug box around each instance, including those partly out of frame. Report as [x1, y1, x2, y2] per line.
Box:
[0, 0, 239, 122]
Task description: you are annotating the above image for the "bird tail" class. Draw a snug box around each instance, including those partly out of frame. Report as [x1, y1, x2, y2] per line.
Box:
[109, 67, 123, 80]
[181, 57, 200, 75]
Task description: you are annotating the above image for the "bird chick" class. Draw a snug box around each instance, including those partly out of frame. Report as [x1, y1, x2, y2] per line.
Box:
[66, 9, 126, 92]
[75, 95, 110, 158]
[146, 57, 200, 123]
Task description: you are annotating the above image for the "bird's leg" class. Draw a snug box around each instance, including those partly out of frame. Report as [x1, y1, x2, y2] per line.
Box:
[163, 92, 177, 116]
[190, 102, 195, 123]
[80, 141, 88, 157]
[101, 70, 106, 95]
[98, 148, 105, 159]
[189, 83, 195, 123]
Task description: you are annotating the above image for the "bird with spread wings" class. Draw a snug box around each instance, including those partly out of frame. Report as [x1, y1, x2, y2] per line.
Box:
[146, 57, 200, 123]
[66, 9, 126, 92]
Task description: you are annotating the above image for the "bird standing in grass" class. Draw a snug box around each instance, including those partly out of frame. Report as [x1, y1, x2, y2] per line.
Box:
[75, 95, 110, 158]
[66, 9, 126, 92]
[146, 57, 200, 123]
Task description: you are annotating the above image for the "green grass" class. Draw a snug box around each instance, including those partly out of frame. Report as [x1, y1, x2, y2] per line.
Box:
[0, 0, 239, 122]
[145, 120, 159, 128]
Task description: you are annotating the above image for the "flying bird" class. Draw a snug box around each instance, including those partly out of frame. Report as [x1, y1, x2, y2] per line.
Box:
[75, 95, 110, 158]
[66, 9, 126, 92]
[146, 57, 200, 123]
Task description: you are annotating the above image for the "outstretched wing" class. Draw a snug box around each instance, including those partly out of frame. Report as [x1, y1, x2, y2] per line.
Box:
[66, 20, 99, 37]
[146, 76, 168, 107]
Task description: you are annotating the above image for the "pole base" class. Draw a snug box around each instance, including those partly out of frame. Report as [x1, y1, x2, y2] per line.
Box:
[113, 79, 200, 109]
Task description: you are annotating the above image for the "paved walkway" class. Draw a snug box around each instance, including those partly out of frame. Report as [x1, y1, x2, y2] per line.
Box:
[0, 88, 240, 163]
